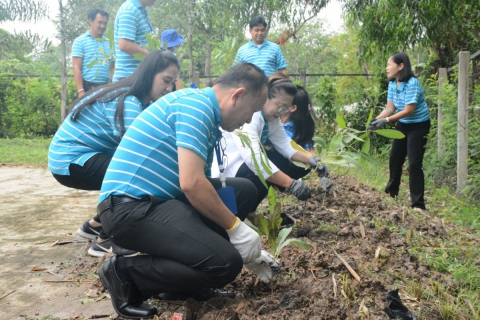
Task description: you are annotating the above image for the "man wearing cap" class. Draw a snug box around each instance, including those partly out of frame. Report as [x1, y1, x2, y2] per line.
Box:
[112, 0, 155, 82]
[161, 29, 185, 89]
[233, 16, 288, 77]
[72, 9, 114, 97]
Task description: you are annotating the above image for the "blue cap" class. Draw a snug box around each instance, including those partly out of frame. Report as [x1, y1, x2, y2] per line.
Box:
[160, 29, 184, 48]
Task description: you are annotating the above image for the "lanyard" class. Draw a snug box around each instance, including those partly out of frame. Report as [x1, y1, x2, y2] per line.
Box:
[214, 135, 227, 188]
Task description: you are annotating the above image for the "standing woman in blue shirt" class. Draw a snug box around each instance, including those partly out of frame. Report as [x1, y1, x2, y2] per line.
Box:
[48, 50, 179, 257]
[368, 52, 430, 210]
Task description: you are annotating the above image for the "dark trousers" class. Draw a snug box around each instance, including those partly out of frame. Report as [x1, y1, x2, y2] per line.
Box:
[385, 120, 430, 209]
[83, 80, 105, 93]
[98, 177, 256, 295]
[235, 147, 311, 210]
[52, 153, 111, 238]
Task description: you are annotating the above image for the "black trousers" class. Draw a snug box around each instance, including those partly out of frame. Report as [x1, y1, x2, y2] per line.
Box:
[83, 80, 105, 93]
[98, 177, 257, 295]
[385, 120, 430, 209]
[235, 147, 311, 210]
[52, 153, 112, 238]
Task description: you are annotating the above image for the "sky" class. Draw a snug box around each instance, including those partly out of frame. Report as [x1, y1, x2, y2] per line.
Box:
[0, 0, 344, 45]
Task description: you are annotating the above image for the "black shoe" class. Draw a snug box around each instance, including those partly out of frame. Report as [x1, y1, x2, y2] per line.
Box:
[88, 238, 140, 258]
[77, 220, 102, 240]
[154, 288, 235, 302]
[98, 256, 157, 319]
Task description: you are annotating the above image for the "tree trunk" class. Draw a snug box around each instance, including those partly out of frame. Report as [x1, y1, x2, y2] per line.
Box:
[204, 42, 212, 87]
[59, 0, 68, 123]
[187, 0, 195, 82]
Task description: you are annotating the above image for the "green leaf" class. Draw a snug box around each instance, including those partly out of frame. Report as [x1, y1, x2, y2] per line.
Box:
[360, 151, 380, 165]
[345, 131, 365, 143]
[86, 59, 100, 68]
[313, 136, 326, 149]
[361, 136, 371, 154]
[366, 108, 374, 129]
[275, 227, 292, 257]
[375, 129, 405, 139]
[341, 153, 362, 168]
[328, 133, 343, 152]
[267, 186, 276, 216]
[255, 213, 269, 236]
[244, 219, 261, 235]
[336, 112, 347, 129]
[276, 237, 310, 258]
[133, 53, 145, 62]
[322, 155, 349, 166]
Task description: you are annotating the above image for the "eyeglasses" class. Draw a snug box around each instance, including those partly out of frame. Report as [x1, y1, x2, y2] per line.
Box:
[276, 102, 293, 114]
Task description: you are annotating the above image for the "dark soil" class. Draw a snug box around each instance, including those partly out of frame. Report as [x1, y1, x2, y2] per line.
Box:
[79, 174, 452, 319]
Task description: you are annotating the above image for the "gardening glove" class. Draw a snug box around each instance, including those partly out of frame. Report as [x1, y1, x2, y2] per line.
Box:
[289, 179, 312, 201]
[244, 250, 281, 283]
[227, 219, 261, 264]
[367, 118, 387, 131]
[321, 177, 333, 193]
[309, 156, 330, 178]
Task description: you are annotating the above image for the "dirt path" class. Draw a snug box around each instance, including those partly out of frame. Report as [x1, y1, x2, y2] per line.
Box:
[0, 165, 115, 319]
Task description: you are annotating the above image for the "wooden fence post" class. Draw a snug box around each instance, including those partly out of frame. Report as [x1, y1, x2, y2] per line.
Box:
[438, 68, 447, 157]
[457, 51, 469, 193]
[299, 69, 306, 85]
[193, 71, 200, 88]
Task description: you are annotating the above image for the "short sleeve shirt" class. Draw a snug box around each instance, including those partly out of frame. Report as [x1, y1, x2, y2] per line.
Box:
[48, 88, 148, 175]
[387, 77, 430, 124]
[113, 0, 153, 81]
[283, 121, 313, 151]
[72, 31, 112, 84]
[98, 88, 222, 202]
[233, 40, 288, 76]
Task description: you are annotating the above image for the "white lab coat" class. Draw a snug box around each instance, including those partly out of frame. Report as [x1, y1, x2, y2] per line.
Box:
[211, 111, 297, 179]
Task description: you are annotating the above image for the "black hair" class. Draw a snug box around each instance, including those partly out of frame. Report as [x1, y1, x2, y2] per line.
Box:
[389, 52, 415, 82]
[88, 9, 108, 21]
[267, 72, 297, 100]
[249, 16, 267, 29]
[70, 50, 179, 134]
[289, 85, 315, 148]
[214, 62, 268, 97]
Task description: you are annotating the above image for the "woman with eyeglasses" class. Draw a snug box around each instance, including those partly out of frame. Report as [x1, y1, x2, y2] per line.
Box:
[48, 50, 180, 263]
[213, 73, 328, 214]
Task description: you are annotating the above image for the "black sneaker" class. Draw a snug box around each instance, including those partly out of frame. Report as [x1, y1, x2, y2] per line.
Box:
[88, 238, 140, 258]
[77, 220, 102, 240]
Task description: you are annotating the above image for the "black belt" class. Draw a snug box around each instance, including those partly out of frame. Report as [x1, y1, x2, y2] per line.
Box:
[97, 196, 142, 215]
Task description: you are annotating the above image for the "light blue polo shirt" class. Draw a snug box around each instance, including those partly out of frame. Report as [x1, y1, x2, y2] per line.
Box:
[113, 0, 153, 81]
[283, 121, 313, 151]
[387, 77, 430, 124]
[98, 88, 222, 202]
[48, 88, 150, 175]
[72, 31, 112, 84]
[233, 40, 288, 76]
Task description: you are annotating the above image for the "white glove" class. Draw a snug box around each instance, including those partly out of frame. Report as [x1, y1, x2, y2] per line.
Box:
[245, 250, 281, 283]
[227, 219, 261, 264]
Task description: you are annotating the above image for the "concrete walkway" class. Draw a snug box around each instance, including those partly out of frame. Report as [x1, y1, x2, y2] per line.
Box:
[0, 166, 115, 319]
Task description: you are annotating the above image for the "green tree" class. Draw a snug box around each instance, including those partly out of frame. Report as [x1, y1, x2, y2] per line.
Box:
[0, 0, 48, 22]
[342, 0, 480, 68]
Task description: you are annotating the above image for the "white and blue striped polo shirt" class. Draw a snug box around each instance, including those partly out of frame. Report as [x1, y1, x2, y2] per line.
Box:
[72, 31, 112, 84]
[387, 77, 430, 124]
[48, 88, 149, 175]
[233, 40, 288, 76]
[113, 0, 153, 81]
[98, 88, 222, 203]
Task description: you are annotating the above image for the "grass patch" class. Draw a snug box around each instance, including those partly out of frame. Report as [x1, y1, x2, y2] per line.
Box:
[0, 137, 51, 167]
[338, 159, 480, 319]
